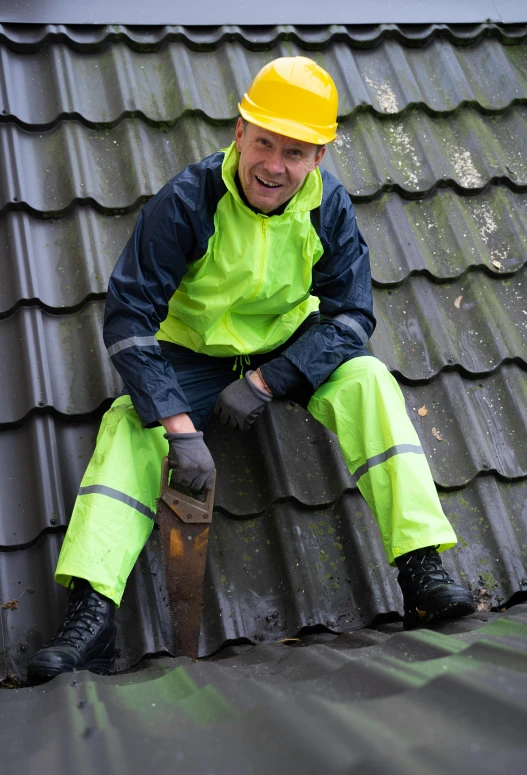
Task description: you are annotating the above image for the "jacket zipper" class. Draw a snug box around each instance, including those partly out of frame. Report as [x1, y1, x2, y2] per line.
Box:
[250, 217, 267, 302]
[223, 313, 246, 351]
[244, 217, 273, 355]
[223, 215, 268, 353]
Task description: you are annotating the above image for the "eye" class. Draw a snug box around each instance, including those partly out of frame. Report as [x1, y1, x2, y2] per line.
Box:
[288, 149, 302, 157]
[257, 137, 270, 147]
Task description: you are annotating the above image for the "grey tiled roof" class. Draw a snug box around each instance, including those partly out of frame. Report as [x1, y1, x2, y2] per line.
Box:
[1, 19, 527, 41]
[2, 605, 527, 775]
[0, 24, 526, 689]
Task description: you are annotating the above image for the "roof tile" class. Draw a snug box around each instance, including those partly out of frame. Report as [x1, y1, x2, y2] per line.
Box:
[0, 23, 526, 688]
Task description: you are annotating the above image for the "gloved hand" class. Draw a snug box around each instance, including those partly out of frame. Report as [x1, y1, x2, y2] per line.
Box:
[164, 431, 215, 493]
[214, 370, 272, 430]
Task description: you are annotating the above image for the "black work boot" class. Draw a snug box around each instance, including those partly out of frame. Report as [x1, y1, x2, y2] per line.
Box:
[27, 579, 117, 685]
[396, 546, 475, 629]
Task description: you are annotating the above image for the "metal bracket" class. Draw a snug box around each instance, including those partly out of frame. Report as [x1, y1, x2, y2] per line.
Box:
[160, 457, 215, 523]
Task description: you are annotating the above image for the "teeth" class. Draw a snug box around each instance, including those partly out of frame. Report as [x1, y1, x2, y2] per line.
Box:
[256, 175, 281, 188]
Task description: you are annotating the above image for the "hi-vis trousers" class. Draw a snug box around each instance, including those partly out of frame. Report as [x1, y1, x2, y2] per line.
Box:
[56, 348, 457, 605]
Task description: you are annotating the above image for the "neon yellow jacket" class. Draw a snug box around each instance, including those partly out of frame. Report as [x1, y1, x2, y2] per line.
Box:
[104, 142, 375, 425]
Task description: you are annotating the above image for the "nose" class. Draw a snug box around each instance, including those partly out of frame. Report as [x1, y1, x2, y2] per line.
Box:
[263, 148, 286, 177]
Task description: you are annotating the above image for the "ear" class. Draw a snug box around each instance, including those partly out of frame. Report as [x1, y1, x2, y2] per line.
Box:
[234, 117, 245, 152]
[312, 145, 326, 170]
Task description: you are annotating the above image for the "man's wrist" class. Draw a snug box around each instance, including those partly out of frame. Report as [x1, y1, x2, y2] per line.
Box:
[159, 413, 196, 434]
[250, 368, 273, 396]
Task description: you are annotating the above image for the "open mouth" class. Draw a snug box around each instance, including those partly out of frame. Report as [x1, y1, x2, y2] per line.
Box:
[255, 175, 282, 190]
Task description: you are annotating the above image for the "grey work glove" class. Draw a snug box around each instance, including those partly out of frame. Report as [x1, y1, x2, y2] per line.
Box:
[214, 370, 272, 431]
[164, 431, 215, 493]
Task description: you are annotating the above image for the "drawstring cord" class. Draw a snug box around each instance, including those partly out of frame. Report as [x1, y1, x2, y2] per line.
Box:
[232, 354, 251, 378]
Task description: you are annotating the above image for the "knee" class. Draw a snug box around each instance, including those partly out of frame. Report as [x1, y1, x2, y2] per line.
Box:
[317, 356, 403, 408]
[330, 355, 388, 385]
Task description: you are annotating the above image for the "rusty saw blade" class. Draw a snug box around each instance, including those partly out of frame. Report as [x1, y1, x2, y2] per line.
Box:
[157, 457, 215, 660]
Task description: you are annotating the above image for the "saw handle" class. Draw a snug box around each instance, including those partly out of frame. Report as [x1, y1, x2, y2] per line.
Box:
[160, 457, 215, 523]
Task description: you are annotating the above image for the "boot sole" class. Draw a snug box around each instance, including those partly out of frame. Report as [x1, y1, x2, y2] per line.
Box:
[27, 658, 115, 685]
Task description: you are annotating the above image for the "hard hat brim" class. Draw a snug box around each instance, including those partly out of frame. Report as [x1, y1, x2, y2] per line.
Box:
[238, 104, 337, 146]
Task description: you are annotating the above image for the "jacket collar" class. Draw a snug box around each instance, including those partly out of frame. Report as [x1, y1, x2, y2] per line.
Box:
[221, 141, 323, 214]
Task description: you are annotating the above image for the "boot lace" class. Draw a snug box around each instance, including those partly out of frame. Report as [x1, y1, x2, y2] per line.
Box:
[50, 585, 104, 649]
[404, 546, 453, 591]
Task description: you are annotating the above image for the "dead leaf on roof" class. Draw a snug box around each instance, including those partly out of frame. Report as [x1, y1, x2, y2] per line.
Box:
[417, 405, 428, 417]
[491, 259, 503, 270]
[1, 599, 19, 610]
[431, 427, 444, 442]
[454, 295, 463, 309]
[277, 638, 300, 645]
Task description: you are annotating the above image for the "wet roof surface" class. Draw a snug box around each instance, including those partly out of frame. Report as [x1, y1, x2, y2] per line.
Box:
[2, 604, 527, 775]
[0, 23, 527, 746]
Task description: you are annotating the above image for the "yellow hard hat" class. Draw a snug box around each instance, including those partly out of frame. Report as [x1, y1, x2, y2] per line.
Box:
[238, 56, 338, 145]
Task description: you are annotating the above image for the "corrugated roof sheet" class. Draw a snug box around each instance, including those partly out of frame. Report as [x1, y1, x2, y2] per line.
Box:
[2, 278, 526, 423]
[1, 24, 527, 695]
[2, 189, 526, 316]
[2, 37, 527, 126]
[2, 605, 527, 775]
[1, 23, 526, 52]
[2, 110, 526, 212]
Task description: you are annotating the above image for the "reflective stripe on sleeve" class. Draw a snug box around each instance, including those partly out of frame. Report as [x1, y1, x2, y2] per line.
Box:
[78, 484, 156, 520]
[107, 336, 159, 357]
[326, 314, 369, 344]
[352, 444, 424, 483]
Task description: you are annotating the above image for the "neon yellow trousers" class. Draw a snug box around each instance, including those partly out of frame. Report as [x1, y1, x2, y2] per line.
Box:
[56, 357, 456, 605]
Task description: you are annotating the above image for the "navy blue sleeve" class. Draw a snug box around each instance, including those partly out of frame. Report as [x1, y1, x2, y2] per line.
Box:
[261, 175, 376, 397]
[103, 156, 223, 427]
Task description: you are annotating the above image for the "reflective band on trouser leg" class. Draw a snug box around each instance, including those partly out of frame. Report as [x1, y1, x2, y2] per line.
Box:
[55, 395, 168, 605]
[307, 357, 457, 565]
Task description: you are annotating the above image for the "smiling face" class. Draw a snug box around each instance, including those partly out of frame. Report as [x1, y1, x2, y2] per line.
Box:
[234, 118, 326, 214]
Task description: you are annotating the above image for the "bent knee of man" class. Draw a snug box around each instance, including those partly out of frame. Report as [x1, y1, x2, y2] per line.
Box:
[329, 355, 388, 384]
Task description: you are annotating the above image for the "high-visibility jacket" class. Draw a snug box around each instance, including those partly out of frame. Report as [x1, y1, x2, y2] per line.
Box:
[103, 141, 375, 427]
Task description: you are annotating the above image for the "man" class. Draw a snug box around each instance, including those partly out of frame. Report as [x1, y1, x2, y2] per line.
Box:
[28, 57, 474, 684]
